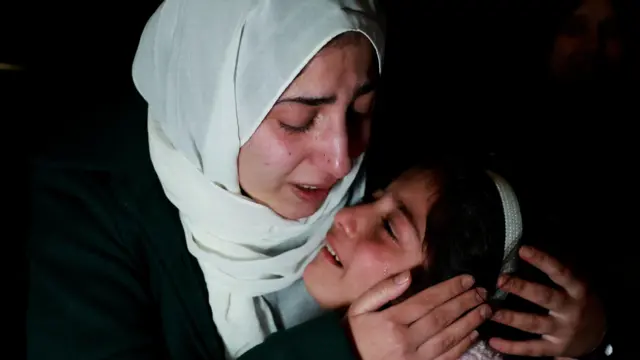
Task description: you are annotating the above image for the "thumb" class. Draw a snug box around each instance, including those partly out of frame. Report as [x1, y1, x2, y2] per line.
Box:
[348, 271, 411, 316]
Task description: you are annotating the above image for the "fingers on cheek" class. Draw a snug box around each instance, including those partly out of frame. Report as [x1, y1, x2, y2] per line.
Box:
[526, 247, 546, 265]
[499, 276, 523, 294]
[488, 339, 528, 356]
[491, 310, 513, 325]
[496, 311, 556, 334]
[522, 247, 556, 272]
[572, 282, 588, 300]
[450, 305, 491, 334]
[554, 263, 572, 279]
[387, 323, 411, 353]
[477, 304, 493, 322]
[488, 338, 509, 352]
[435, 331, 479, 360]
[421, 331, 461, 357]
[537, 286, 563, 308]
[490, 338, 552, 357]
[500, 276, 566, 310]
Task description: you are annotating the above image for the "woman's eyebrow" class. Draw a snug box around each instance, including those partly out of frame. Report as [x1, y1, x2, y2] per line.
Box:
[275, 95, 336, 106]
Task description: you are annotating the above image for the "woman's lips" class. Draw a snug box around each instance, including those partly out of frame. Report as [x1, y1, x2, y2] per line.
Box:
[291, 184, 331, 203]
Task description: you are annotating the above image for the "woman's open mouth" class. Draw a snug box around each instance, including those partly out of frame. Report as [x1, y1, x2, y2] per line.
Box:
[292, 184, 331, 203]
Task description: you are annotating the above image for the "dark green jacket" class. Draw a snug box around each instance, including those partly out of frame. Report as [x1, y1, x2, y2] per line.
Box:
[26, 89, 356, 360]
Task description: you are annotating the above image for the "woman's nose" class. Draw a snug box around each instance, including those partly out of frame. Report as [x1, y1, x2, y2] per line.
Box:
[312, 111, 356, 180]
[321, 130, 352, 180]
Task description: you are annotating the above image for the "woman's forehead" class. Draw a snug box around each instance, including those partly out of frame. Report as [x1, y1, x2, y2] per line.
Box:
[279, 34, 377, 101]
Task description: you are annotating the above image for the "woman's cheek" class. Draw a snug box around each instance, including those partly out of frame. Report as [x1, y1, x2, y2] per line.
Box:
[247, 124, 301, 175]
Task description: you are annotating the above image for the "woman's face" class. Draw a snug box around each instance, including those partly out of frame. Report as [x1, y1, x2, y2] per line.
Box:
[238, 33, 377, 220]
[303, 168, 441, 309]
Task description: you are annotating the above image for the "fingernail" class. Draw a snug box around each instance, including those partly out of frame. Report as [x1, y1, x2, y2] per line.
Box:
[463, 275, 475, 288]
[470, 330, 479, 340]
[492, 311, 503, 321]
[476, 288, 488, 301]
[520, 246, 533, 258]
[481, 305, 492, 319]
[394, 272, 410, 284]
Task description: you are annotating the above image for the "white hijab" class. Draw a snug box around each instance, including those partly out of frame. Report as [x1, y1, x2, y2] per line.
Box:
[132, 0, 384, 358]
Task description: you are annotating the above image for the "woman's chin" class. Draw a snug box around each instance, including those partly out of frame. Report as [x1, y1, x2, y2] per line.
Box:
[270, 200, 321, 220]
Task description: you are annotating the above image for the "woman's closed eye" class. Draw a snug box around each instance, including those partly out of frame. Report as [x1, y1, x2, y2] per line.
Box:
[279, 116, 315, 134]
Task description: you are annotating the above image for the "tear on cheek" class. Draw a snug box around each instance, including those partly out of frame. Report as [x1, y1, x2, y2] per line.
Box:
[381, 260, 395, 279]
[360, 255, 390, 279]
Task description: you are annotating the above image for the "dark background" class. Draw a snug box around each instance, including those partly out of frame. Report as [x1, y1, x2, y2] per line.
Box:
[3, 0, 637, 358]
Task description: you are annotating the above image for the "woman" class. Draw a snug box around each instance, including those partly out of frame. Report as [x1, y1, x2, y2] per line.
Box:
[27, 1, 484, 360]
[300, 165, 609, 360]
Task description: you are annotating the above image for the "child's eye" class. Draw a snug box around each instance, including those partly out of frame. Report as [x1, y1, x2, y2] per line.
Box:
[383, 218, 397, 241]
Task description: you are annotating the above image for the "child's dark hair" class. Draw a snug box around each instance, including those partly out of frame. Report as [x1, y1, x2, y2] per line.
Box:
[391, 163, 541, 358]
[391, 164, 505, 303]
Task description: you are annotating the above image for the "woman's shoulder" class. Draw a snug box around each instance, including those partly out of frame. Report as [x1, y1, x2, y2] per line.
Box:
[29, 85, 164, 254]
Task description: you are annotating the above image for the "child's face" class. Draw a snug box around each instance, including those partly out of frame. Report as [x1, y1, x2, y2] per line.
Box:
[303, 168, 440, 308]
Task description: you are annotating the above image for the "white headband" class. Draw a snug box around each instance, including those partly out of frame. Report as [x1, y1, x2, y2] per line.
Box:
[487, 171, 523, 299]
